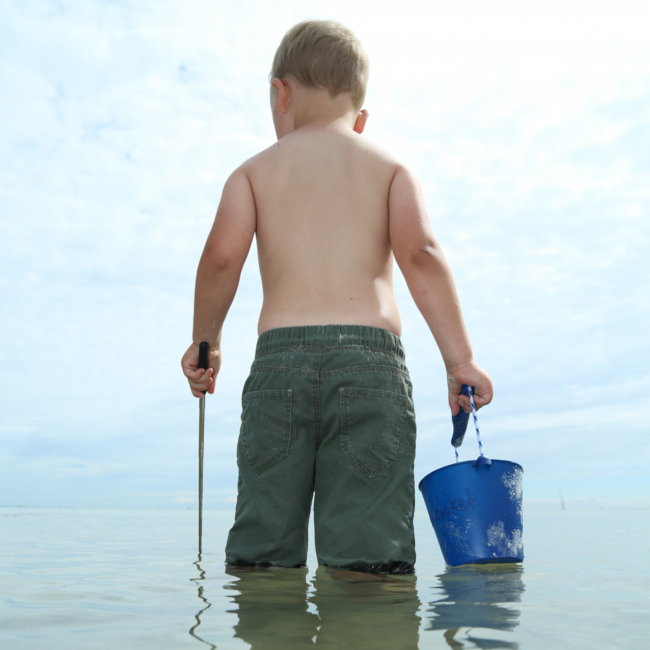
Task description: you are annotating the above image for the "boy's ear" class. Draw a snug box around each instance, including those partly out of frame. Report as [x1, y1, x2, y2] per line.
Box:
[353, 109, 369, 134]
[271, 77, 290, 114]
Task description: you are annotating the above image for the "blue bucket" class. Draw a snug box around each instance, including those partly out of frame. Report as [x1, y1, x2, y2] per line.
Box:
[419, 386, 524, 566]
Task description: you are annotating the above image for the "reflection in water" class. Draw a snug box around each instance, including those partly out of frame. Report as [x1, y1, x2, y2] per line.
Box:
[225, 565, 421, 648]
[425, 564, 525, 649]
[224, 566, 319, 647]
[189, 553, 216, 650]
[311, 567, 421, 649]
[197, 561, 523, 648]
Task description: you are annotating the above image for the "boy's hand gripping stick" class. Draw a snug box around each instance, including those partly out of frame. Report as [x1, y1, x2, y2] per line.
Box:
[197, 341, 209, 555]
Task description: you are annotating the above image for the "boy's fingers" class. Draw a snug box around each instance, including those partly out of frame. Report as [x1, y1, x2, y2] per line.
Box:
[458, 391, 492, 412]
[448, 395, 462, 416]
[181, 360, 204, 377]
[193, 371, 212, 387]
[190, 385, 208, 398]
[202, 371, 215, 395]
[458, 395, 472, 413]
[188, 369, 216, 397]
[472, 387, 493, 409]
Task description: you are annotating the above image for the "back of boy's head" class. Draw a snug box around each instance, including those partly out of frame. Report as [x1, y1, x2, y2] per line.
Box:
[270, 20, 369, 110]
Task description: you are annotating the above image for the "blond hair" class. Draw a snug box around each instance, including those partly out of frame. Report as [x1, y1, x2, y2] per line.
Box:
[270, 20, 369, 109]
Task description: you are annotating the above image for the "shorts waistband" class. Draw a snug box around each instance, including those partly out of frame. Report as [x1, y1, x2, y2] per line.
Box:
[255, 325, 405, 359]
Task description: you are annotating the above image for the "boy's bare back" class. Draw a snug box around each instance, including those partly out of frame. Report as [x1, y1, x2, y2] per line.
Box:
[182, 20, 493, 416]
[248, 124, 401, 336]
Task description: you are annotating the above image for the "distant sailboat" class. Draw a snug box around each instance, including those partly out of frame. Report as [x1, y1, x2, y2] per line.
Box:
[560, 489, 566, 511]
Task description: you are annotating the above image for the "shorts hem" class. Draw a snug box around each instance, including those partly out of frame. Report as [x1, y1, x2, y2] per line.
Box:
[319, 560, 415, 575]
[225, 559, 307, 569]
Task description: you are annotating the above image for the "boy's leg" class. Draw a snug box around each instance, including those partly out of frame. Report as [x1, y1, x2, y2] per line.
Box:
[225, 341, 320, 568]
[314, 336, 417, 574]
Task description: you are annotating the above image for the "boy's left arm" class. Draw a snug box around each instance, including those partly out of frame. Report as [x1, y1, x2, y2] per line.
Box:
[181, 167, 256, 397]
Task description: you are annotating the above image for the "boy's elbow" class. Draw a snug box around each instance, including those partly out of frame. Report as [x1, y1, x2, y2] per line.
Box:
[415, 244, 439, 261]
[200, 244, 240, 275]
[402, 242, 444, 270]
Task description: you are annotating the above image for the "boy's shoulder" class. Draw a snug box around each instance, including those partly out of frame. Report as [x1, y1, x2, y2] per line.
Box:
[242, 129, 405, 176]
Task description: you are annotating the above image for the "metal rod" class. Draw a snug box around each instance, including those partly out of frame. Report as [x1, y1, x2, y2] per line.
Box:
[199, 395, 205, 554]
[197, 341, 209, 555]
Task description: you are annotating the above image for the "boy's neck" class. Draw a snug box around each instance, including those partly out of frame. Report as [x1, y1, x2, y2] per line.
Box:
[275, 83, 360, 136]
[292, 88, 357, 131]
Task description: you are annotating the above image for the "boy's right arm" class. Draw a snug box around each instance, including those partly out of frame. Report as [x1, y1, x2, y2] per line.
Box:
[181, 166, 256, 397]
[388, 165, 493, 415]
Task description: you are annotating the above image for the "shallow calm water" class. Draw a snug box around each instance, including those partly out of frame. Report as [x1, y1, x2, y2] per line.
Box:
[1, 506, 649, 649]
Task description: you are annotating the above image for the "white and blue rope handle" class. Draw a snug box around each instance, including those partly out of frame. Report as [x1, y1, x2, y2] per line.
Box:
[451, 384, 486, 463]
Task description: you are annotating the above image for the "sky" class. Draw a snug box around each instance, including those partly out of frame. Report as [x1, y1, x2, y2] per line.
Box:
[1, 0, 649, 512]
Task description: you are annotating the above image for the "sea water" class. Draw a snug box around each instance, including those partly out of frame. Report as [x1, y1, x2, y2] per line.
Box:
[1, 506, 648, 649]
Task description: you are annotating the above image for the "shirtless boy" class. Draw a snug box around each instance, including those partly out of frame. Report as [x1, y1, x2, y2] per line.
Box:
[181, 20, 493, 573]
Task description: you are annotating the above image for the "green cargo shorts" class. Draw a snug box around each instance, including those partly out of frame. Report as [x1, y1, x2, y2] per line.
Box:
[225, 325, 417, 574]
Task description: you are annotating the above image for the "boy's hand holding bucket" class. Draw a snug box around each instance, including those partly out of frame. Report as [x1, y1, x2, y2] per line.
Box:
[446, 360, 494, 415]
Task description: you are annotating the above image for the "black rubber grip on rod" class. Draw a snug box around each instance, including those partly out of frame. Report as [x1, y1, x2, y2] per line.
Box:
[198, 342, 209, 371]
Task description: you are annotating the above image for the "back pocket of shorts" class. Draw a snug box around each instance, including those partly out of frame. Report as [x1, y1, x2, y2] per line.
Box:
[339, 387, 409, 479]
[241, 389, 292, 475]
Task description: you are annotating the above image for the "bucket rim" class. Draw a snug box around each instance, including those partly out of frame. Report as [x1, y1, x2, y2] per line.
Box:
[418, 458, 524, 491]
